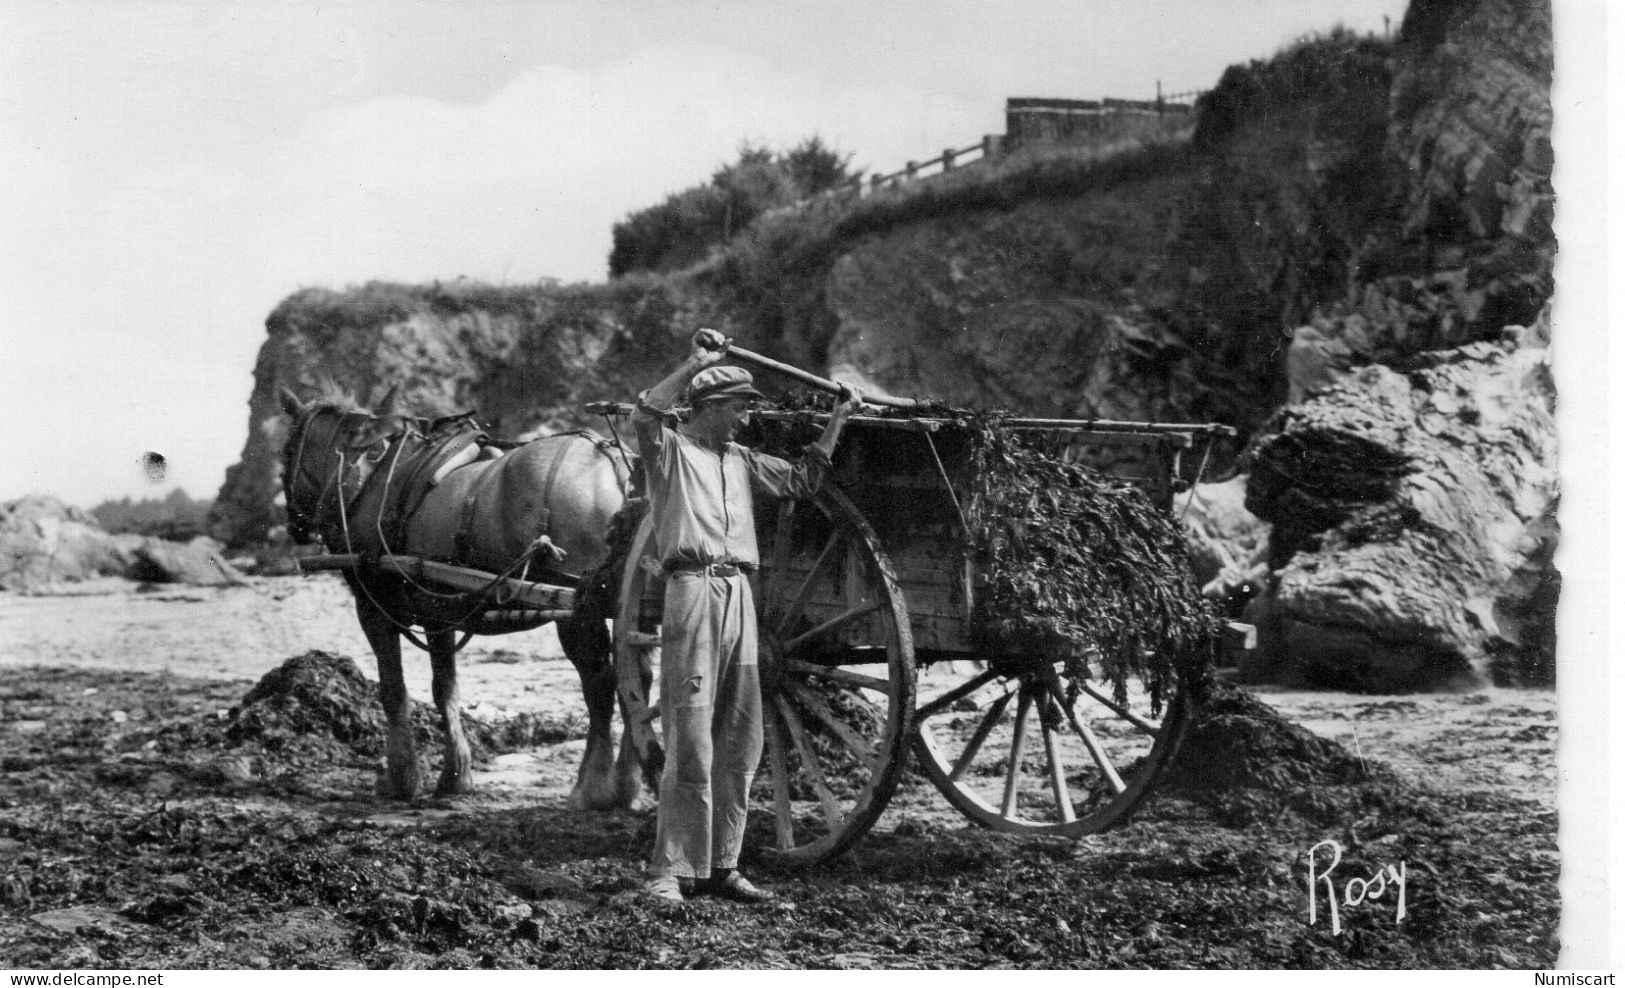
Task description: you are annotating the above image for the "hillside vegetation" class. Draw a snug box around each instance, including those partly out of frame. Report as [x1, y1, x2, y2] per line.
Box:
[609, 137, 857, 278]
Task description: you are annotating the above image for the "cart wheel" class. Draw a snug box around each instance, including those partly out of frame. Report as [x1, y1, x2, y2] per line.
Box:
[612, 515, 665, 793]
[911, 655, 1190, 836]
[613, 488, 916, 865]
[755, 486, 915, 864]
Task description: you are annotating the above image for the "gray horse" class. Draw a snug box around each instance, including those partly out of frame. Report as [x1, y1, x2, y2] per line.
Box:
[277, 386, 640, 809]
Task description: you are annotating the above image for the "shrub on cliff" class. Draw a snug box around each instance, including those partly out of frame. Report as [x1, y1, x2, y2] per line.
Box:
[609, 137, 858, 277]
[1193, 27, 1394, 150]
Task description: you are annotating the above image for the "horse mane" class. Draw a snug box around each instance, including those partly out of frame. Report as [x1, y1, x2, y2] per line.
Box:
[308, 376, 367, 413]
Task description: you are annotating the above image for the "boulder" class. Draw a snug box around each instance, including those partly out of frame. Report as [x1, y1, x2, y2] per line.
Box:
[1243, 317, 1556, 690]
[0, 496, 127, 592]
[0, 496, 248, 591]
[127, 536, 246, 587]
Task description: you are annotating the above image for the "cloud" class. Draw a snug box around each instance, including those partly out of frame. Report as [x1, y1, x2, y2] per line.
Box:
[236, 42, 996, 289]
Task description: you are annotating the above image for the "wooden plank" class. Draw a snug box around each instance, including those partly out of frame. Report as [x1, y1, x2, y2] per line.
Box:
[374, 555, 576, 610]
[1047, 431, 1192, 449]
[297, 553, 577, 609]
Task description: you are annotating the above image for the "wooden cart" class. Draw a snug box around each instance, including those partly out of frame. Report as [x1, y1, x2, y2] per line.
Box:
[611, 407, 1234, 865]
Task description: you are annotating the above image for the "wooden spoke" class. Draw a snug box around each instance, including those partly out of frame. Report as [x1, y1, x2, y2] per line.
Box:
[773, 531, 848, 637]
[775, 695, 842, 832]
[785, 680, 875, 766]
[913, 641, 1190, 837]
[1040, 671, 1126, 795]
[914, 667, 1001, 721]
[781, 602, 881, 655]
[1072, 678, 1162, 737]
[999, 689, 1035, 818]
[1041, 700, 1077, 824]
[949, 689, 1015, 782]
[766, 704, 796, 852]
[782, 658, 891, 693]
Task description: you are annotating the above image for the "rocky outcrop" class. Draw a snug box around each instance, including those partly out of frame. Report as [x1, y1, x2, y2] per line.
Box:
[1237, 0, 1557, 689]
[1, 496, 129, 592]
[823, 177, 1201, 426]
[1390, 0, 1553, 250]
[1, 497, 244, 592]
[1285, 0, 1553, 388]
[126, 537, 246, 587]
[1243, 315, 1555, 689]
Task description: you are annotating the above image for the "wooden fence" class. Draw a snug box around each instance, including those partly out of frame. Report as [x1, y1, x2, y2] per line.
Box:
[781, 86, 1209, 213]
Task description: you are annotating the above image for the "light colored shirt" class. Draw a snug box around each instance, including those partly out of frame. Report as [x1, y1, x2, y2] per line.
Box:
[633, 398, 829, 570]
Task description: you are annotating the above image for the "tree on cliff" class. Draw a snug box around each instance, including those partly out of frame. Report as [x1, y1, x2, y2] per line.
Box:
[608, 136, 857, 277]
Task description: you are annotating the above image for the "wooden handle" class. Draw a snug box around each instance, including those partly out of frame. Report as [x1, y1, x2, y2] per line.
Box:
[716, 340, 926, 410]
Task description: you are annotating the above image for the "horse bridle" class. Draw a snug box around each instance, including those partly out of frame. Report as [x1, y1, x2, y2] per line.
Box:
[283, 404, 388, 544]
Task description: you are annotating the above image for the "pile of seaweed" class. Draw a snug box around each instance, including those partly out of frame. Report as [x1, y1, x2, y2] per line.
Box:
[750, 392, 1221, 710]
[1157, 681, 1404, 826]
[149, 651, 576, 772]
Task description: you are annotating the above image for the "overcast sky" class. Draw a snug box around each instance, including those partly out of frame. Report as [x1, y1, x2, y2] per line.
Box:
[0, 0, 1436, 509]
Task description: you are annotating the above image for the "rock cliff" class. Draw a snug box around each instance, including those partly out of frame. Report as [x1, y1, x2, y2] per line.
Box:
[212, 0, 1556, 689]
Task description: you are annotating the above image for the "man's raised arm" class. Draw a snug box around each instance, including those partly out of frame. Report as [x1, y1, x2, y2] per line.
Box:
[640, 328, 729, 413]
[810, 385, 865, 462]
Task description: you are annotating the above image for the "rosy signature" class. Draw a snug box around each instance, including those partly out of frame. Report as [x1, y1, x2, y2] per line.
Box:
[1306, 839, 1408, 935]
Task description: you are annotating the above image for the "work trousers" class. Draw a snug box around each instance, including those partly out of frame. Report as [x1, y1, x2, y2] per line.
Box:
[647, 571, 763, 879]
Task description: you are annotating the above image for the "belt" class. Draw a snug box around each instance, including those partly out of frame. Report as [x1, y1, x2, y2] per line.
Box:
[664, 560, 755, 578]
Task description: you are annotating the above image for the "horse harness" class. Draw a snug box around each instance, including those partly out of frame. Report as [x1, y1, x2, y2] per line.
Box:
[287, 402, 632, 653]
[449, 429, 620, 574]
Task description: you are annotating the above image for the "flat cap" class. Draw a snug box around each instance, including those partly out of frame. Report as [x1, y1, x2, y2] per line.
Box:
[688, 365, 765, 405]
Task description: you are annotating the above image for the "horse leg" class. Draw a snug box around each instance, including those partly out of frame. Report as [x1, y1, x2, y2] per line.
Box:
[356, 594, 421, 800]
[558, 612, 634, 810]
[428, 630, 475, 796]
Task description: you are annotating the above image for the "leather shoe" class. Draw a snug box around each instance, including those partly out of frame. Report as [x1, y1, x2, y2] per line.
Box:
[699, 871, 775, 903]
[641, 875, 686, 903]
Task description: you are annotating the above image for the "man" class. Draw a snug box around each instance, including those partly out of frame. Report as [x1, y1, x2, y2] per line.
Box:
[633, 327, 863, 904]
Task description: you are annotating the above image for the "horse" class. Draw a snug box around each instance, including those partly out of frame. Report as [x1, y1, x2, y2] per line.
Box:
[277, 385, 641, 809]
